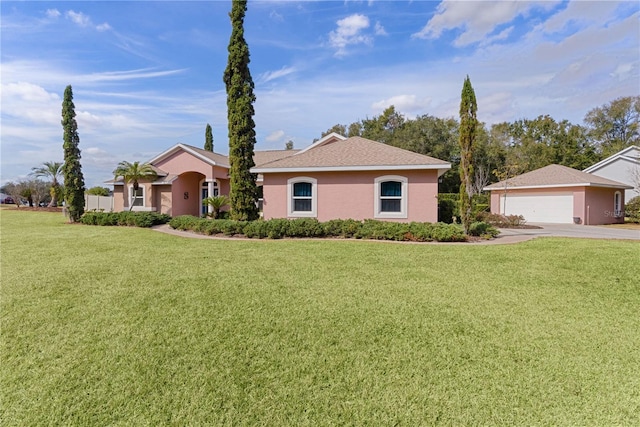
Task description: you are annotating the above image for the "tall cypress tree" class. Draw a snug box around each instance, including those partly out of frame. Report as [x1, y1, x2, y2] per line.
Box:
[61, 85, 85, 222]
[204, 123, 214, 151]
[223, 0, 259, 221]
[458, 76, 477, 234]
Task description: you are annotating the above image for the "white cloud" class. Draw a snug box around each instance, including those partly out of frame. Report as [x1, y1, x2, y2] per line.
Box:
[46, 9, 61, 19]
[329, 14, 372, 56]
[96, 23, 112, 32]
[374, 21, 387, 36]
[65, 10, 111, 32]
[260, 66, 297, 83]
[265, 130, 285, 142]
[611, 63, 635, 81]
[412, 1, 560, 46]
[371, 95, 431, 115]
[66, 10, 91, 27]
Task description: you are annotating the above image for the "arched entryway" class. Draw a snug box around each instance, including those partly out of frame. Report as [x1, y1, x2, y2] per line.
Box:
[171, 171, 205, 217]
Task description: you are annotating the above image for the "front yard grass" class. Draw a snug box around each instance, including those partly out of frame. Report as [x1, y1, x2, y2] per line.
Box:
[1, 210, 639, 425]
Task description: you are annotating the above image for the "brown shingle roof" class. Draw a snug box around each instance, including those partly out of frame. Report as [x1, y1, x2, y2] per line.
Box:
[254, 149, 299, 166]
[485, 164, 632, 190]
[252, 136, 450, 171]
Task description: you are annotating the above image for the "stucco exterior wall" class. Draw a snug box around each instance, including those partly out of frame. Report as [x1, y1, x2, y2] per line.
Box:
[155, 185, 173, 216]
[262, 169, 439, 222]
[114, 181, 155, 212]
[171, 172, 204, 217]
[113, 186, 125, 212]
[154, 151, 215, 178]
[584, 187, 625, 225]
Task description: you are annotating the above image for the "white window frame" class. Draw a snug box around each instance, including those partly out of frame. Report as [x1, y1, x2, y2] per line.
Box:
[287, 177, 317, 218]
[374, 175, 408, 219]
[614, 191, 623, 217]
[128, 184, 153, 211]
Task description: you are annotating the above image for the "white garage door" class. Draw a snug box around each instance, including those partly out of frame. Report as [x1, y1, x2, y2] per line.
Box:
[501, 193, 574, 223]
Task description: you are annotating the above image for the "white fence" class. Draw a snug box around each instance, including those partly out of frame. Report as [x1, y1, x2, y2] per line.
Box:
[85, 194, 114, 212]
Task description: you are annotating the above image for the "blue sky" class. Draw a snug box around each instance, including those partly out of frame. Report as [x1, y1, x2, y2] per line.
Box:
[1, 1, 638, 188]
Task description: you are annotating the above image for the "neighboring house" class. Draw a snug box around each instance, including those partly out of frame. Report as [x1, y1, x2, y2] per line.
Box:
[110, 133, 451, 222]
[251, 133, 450, 222]
[583, 145, 640, 203]
[484, 164, 632, 225]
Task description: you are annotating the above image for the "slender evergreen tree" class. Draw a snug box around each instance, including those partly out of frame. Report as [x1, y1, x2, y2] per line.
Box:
[61, 85, 85, 222]
[223, 0, 259, 221]
[458, 76, 477, 234]
[204, 123, 214, 151]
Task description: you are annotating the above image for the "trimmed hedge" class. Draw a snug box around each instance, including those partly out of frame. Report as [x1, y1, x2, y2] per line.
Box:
[168, 216, 473, 242]
[81, 211, 171, 228]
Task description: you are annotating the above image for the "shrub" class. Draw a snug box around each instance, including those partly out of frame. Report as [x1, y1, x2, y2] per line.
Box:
[287, 218, 325, 237]
[477, 212, 526, 228]
[438, 198, 457, 223]
[81, 211, 170, 227]
[430, 223, 467, 242]
[167, 217, 476, 242]
[468, 221, 499, 238]
[323, 219, 362, 238]
[625, 196, 640, 223]
[169, 215, 200, 230]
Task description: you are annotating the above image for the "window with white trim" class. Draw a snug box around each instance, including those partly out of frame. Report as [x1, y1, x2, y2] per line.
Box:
[287, 177, 317, 217]
[130, 185, 144, 207]
[614, 191, 622, 217]
[374, 176, 408, 218]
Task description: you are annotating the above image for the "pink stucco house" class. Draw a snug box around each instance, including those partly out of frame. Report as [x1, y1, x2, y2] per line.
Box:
[484, 164, 632, 225]
[111, 133, 451, 222]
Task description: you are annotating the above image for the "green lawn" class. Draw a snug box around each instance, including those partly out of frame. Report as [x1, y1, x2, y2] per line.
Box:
[2, 209, 639, 425]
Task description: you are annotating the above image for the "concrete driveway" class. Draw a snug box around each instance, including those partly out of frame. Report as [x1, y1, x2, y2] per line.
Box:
[498, 223, 640, 241]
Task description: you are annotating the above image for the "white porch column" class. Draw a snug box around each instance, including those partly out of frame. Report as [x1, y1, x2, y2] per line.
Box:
[207, 180, 215, 214]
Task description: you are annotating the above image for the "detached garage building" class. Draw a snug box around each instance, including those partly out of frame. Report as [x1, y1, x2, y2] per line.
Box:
[484, 164, 632, 225]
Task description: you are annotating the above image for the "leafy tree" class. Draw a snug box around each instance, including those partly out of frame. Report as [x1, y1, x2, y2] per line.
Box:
[203, 195, 230, 219]
[113, 161, 158, 211]
[321, 124, 347, 138]
[361, 106, 405, 144]
[31, 161, 63, 207]
[26, 179, 50, 207]
[347, 122, 362, 137]
[86, 186, 111, 196]
[204, 123, 214, 152]
[584, 96, 639, 156]
[285, 140, 294, 150]
[61, 85, 86, 222]
[223, 0, 259, 221]
[458, 76, 477, 234]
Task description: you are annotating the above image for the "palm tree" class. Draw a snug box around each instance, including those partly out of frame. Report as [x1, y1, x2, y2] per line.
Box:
[31, 161, 63, 207]
[203, 195, 230, 219]
[113, 161, 158, 211]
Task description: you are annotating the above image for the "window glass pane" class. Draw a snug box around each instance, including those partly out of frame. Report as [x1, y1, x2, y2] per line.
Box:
[132, 188, 144, 206]
[294, 199, 312, 212]
[381, 199, 401, 212]
[293, 182, 312, 197]
[381, 181, 401, 197]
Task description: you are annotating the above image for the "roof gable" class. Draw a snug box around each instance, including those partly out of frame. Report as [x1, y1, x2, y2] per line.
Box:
[251, 135, 451, 175]
[584, 145, 640, 173]
[485, 164, 633, 190]
[148, 143, 230, 168]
